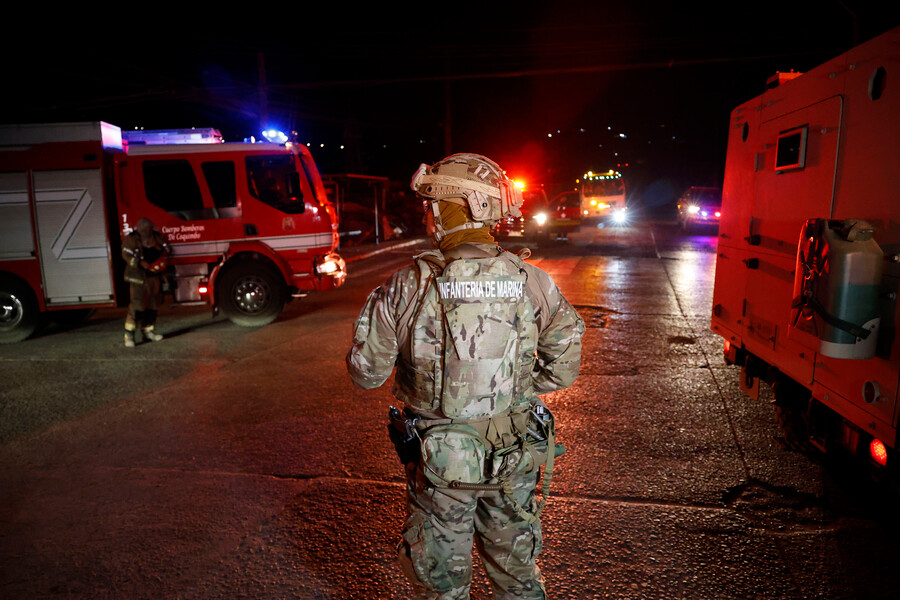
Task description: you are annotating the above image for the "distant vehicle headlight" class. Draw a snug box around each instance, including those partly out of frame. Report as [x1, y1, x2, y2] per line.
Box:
[533, 212, 548, 225]
[688, 205, 700, 214]
[612, 209, 627, 224]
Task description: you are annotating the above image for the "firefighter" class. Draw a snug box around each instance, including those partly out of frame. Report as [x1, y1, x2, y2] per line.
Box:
[347, 154, 585, 599]
[122, 217, 170, 347]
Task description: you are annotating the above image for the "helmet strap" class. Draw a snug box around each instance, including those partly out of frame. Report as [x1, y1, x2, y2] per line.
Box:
[429, 198, 477, 242]
[429, 200, 446, 242]
[442, 221, 486, 237]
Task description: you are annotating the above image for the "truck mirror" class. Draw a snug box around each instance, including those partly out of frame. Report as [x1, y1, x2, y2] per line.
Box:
[287, 172, 306, 212]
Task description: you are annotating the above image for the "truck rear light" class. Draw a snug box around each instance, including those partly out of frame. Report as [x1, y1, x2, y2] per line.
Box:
[198, 278, 209, 296]
[723, 339, 738, 364]
[870, 438, 888, 466]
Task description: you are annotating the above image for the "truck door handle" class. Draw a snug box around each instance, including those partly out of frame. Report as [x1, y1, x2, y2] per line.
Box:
[244, 224, 258, 236]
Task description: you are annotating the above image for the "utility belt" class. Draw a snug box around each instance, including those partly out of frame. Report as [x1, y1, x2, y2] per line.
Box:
[387, 401, 565, 523]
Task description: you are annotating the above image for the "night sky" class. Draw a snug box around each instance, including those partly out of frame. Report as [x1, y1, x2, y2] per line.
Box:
[3, 2, 899, 206]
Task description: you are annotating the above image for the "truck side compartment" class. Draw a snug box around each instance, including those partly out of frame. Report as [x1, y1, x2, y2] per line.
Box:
[711, 26, 900, 475]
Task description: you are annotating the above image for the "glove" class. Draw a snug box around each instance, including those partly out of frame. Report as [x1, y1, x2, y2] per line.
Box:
[147, 257, 167, 273]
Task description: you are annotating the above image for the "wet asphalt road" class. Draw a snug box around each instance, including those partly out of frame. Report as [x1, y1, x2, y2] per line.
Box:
[1, 220, 899, 599]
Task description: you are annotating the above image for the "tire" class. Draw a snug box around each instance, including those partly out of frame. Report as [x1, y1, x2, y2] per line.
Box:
[217, 261, 286, 327]
[772, 379, 813, 452]
[527, 227, 550, 244]
[0, 278, 41, 343]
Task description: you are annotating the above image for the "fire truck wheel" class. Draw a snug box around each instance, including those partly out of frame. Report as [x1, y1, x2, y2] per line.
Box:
[532, 229, 552, 244]
[0, 278, 41, 344]
[772, 380, 813, 452]
[218, 261, 286, 327]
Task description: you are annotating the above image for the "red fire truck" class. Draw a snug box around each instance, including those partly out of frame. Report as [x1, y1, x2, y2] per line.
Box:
[0, 122, 346, 343]
[711, 26, 900, 477]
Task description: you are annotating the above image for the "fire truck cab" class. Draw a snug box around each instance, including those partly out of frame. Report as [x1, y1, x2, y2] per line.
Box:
[711, 26, 900, 475]
[0, 122, 346, 342]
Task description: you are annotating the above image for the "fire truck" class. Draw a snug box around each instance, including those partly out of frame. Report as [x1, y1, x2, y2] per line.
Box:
[0, 122, 346, 343]
[711, 25, 900, 477]
[581, 169, 627, 224]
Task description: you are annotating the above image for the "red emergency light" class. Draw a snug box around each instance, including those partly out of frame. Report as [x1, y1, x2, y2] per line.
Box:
[870, 438, 888, 466]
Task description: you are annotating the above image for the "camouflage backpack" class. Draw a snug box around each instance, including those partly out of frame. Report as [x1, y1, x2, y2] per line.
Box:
[393, 249, 538, 418]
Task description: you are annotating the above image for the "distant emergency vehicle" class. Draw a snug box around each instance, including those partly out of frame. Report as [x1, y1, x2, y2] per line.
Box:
[677, 186, 722, 232]
[0, 122, 346, 342]
[581, 170, 626, 224]
[493, 182, 582, 242]
[710, 26, 900, 477]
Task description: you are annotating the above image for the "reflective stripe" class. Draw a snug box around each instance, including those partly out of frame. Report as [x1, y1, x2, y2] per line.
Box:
[168, 232, 333, 257]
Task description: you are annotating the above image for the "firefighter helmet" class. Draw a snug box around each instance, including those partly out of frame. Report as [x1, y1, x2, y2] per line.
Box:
[410, 154, 523, 240]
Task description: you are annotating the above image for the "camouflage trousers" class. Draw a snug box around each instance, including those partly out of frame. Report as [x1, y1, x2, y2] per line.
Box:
[398, 461, 547, 599]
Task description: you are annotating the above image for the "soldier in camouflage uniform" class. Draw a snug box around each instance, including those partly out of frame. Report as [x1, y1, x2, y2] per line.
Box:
[347, 154, 584, 599]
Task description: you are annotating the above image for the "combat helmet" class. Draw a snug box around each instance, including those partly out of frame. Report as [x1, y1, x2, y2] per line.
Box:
[410, 153, 524, 241]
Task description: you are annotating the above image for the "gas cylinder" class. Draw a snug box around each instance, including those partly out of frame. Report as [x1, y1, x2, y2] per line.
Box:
[793, 219, 883, 359]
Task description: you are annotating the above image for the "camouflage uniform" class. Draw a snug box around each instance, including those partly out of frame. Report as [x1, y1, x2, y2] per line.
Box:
[348, 241, 584, 599]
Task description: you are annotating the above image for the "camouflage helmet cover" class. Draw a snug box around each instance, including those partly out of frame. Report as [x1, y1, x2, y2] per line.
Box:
[410, 153, 524, 224]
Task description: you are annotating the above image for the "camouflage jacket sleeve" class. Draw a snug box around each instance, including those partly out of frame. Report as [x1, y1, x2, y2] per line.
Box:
[524, 264, 585, 394]
[346, 267, 415, 389]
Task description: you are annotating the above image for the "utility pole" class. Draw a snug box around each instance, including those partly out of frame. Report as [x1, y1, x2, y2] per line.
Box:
[258, 52, 269, 134]
[444, 78, 453, 156]
[444, 55, 453, 155]
[837, 1, 859, 47]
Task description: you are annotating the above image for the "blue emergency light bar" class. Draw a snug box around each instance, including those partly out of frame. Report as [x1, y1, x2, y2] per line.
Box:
[122, 128, 224, 145]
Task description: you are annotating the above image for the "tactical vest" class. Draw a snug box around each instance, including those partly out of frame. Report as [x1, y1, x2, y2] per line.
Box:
[393, 249, 538, 419]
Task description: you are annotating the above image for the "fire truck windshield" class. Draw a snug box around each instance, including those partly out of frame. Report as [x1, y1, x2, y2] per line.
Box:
[583, 176, 624, 197]
[246, 154, 306, 214]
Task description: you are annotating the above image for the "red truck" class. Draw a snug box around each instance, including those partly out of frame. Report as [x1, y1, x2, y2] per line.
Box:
[0, 122, 346, 343]
[493, 183, 582, 242]
[711, 26, 900, 477]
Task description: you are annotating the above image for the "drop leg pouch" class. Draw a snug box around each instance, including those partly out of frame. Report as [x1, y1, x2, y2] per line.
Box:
[419, 424, 487, 488]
